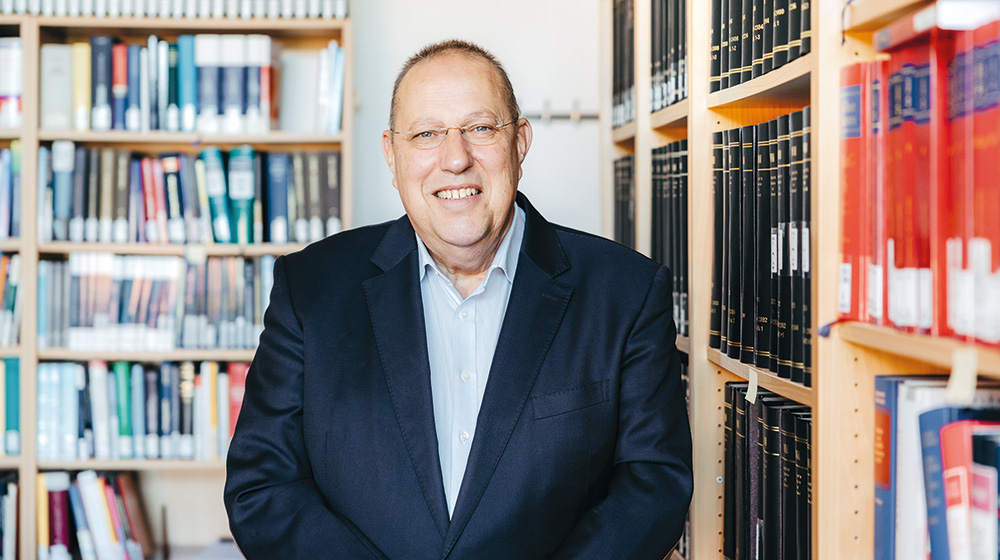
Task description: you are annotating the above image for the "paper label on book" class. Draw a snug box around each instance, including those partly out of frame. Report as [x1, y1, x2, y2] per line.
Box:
[838, 263, 852, 314]
[778, 224, 786, 274]
[745, 367, 758, 403]
[771, 228, 778, 274]
[946, 348, 978, 405]
[918, 268, 933, 330]
[802, 226, 810, 273]
[790, 223, 799, 272]
[894, 267, 918, 327]
[868, 264, 883, 319]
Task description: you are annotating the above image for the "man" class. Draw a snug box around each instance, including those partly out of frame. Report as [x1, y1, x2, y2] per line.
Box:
[224, 40, 692, 559]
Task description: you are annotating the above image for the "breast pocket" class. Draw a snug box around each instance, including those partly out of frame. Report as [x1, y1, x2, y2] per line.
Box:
[531, 379, 610, 420]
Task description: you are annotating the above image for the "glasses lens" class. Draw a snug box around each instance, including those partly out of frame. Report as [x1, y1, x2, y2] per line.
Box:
[411, 130, 443, 149]
[464, 124, 498, 145]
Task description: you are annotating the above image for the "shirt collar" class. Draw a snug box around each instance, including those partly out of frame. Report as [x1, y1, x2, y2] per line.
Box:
[416, 204, 525, 285]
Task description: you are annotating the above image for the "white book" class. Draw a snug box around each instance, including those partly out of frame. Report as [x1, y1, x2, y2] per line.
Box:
[133, 0, 144, 16]
[278, 49, 319, 133]
[216, 370, 229, 460]
[58, 363, 82, 461]
[315, 46, 329, 134]
[279, 0, 290, 18]
[171, 0, 183, 17]
[92, 0, 105, 17]
[35, 363, 54, 461]
[210, 0, 222, 17]
[266, 0, 278, 17]
[40, 44, 74, 131]
[183, 0, 194, 17]
[239, 0, 249, 18]
[332, 0, 343, 18]
[251, 0, 262, 17]
[197, 0, 211, 18]
[327, 41, 345, 134]
[305, 0, 316, 17]
[292, 0, 303, 17]
[79, 0, 91, 14]
[0, 0, 11, 14]
[12, 0, 25, 14]
[119, 0, 132, 16]
[319, 0, 330, 18]
[0, 38, 21, 129]
[158, 0, 170, 17]
[75, 471, 116, 560]
[27, 0, 39, 13]
[1, 482, 15, 560]
[53, 0, 67, 13]
[106, 0, 118, 17]
[219, 34, 245, 134]
[40, 0, 53, 15]
[223, 0, 235, 17]
[88, 360, 111, 461]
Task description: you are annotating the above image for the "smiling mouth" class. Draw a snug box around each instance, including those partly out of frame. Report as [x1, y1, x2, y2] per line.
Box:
[434, 187, 481, 200]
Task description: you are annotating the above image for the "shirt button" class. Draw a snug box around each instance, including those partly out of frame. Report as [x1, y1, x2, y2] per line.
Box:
[459, 310, 469, 320]
[460, 371, 470, 381]
[460, 431, 470, 442]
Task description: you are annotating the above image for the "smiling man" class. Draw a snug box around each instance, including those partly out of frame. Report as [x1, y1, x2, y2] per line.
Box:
[224, 40, 693, 559]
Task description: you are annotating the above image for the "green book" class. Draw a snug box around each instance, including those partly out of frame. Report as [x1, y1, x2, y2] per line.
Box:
[227, 146, 255, 245]
[201, 147, 231, 243]
[114, 360, 132, 459]
[3, 358, 16, 456]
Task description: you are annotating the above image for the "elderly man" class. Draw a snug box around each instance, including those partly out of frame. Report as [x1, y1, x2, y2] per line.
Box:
[224, 39, 692, 559]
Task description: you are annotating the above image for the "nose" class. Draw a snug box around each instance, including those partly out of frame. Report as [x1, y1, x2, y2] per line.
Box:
[438, 128, 474, 174]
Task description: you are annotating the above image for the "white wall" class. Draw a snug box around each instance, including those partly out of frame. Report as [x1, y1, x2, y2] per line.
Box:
[350, 0, 602, 234]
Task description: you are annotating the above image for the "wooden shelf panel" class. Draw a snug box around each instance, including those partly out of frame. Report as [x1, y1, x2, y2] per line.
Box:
[650, 98, 689, 130]
[38, 348, 256, 362]
[0, 129, 20, 140]
[0, 457, 22, 470]
[39, 241, 306, 257]
[0, 239, 21, 252]
[38, 459, 225, 472]
[839, 322, 1000, 377]
[0, 15, 22, 25]
[846, 0, 933, 32]
[35, 15, 346, 35]
[707, 348, 816, 408]
[612, 121, 637, 145]
[676, 335, 690, 355]
[707, 53, 813, 109]
[38, 130, 344, 147]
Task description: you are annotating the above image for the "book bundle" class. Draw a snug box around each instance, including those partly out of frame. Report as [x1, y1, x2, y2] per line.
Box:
[37, 252, 276, 352]
[1, 0, 347, 19]
[650, 0, 687, 112]
[651, 141, 688, 337]
[0, 37, 21, 130]
[0, 143, 20, 240]
[36, 360, 248, 463]
[37, 470, 153, 560]
[709, 108, 812, 386]
[38, 142, 341, 246]
[39, 34, 346, 135]
[612, 154, 635, 249]
[723, 382, 811, 560]
[710, 0, 811, 93]
[839, 12, 1000, 347]
[612, 0, 635, 128]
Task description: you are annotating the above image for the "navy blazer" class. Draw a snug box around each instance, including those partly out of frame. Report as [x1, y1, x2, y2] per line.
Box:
[224, 193, 693, 559]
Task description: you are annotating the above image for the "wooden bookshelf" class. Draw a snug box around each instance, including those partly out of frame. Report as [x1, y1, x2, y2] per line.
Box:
[37, 349, 256, 362]
[675, 334, 690, 355]
[0, 130, 19, 140]
[35, 14, 347, 34]
[707, 52, 814, 108]
[650, 98, 689, 130]
[612, 121, 637, 145]
[37, 460, 226, 472]
[38, 241, 307, 256]
[846, 0, 934, 32]
[36, 130, 345, 146]
[708, 348, 817, 408]
[839, 322, 1000, 377]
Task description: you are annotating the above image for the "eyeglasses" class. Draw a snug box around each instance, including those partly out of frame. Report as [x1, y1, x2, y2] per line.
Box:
[391, 120, 517, 150]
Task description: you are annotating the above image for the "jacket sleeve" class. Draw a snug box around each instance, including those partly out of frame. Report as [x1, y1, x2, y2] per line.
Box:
[224, 255, 387, 560]
[552, 265, 694, 560]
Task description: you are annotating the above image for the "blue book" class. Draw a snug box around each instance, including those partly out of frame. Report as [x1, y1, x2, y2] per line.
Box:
[3, 357, 15, 456]
[159, 362, 174, 459]
[126, 44, 142, 132]
[177, 35, 197, 134]
[51, 140, 75, 242]
[0, 149, 10, 239]
[36, 145, 52, 243]
[874, 376, 906, 560]
[59, 362, 81, 461]
[194, 34, 220, 134]
[265, 153, 289, 243]
[10, 140, 20, 238]
[130, 363, 145, 460]
[89, 36, 114, 132]
[67, 482, 97, 560]
[227, 146, 254, 245]
[327, 41, 345, 134]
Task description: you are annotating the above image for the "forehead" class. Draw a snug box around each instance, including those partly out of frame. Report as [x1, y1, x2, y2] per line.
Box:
[395, 53, 506, 124]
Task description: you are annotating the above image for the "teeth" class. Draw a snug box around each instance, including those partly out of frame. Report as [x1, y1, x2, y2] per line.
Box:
[436, 188, 479, 200]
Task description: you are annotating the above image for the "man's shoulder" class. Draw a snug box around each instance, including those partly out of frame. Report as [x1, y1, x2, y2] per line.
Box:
[284, 220, 396, 273]
[550, 223, 659, 273]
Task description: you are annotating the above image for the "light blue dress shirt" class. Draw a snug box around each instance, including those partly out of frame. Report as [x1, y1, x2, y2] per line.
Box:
[415, 205, 525, 517]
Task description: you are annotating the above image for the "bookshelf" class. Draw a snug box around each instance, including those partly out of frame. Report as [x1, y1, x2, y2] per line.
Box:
[601, 0, 965, 557]
[2, 12, 353, 558]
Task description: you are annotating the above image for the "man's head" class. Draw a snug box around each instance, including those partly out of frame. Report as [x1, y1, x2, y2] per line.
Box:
[381, 40, 532, 271]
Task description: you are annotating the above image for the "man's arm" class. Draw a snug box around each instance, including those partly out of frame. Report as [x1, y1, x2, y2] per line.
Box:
[553, 265, 693, 559]
[224, 255, 386, 560]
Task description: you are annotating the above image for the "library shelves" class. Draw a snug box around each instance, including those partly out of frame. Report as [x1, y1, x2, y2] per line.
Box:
[612, 120, 638, 145]
[5, 11, 354, 556]
[707, 348, 817, 408]
[839, 323, 1000, 379]
[650, 98, 689, 130]
[846, 0, 934, 32]
[706, 52, 814, 109]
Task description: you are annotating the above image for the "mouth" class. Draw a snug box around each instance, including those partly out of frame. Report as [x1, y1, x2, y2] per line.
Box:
[433, 187, 481, 200]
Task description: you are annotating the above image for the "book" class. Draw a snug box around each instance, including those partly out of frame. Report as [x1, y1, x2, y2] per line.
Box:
[939, 419, 1000, 560]
[39, 44, 73, 130]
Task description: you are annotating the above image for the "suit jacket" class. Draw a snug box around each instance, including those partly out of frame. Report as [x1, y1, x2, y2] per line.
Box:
[224, 193, 693, 559]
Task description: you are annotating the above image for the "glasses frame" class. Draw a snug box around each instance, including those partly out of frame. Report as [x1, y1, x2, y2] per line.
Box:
[390, 119, 518, 149]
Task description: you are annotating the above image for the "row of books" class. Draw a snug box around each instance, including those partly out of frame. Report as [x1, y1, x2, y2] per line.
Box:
[650, 0, 687, 112]
[612, 0, 635, 128]
[38, 253, 275, 352]
[39, 143, 341, 246]
[838, 11, 1000, 346]
[36, 360, 248, 463]
[39, 34, 345, 135]
[1, 0, 347, 18]
[723, 382, 811, 560]
[651, 141, 689, 337]
[0, 475, 14, 559]
[0, 38, 21, 130]
[38, 470, 152, 560]
[871, 377, 1000, 560]
[710, 0, 811, 93]
[710, 108, 813, 386]
[612, 155, 635, 250]
[0, 143, 20, 240]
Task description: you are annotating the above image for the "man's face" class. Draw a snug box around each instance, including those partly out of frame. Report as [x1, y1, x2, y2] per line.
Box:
[381, 53, 532, 260]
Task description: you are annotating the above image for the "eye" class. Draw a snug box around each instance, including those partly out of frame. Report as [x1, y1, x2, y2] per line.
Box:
[471, 124, 495, 133]
[415, 130, 438, 139]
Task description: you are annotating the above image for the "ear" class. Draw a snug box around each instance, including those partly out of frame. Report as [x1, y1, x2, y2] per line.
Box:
[515, 118, 533, 179]
[381, 130, 399, 190]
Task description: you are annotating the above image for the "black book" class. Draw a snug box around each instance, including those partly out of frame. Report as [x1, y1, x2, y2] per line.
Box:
[86, 148, 101, 242]
[789, 110, 804, 383]
[614, 158, 622, 244]
[787, 0, 801, 61]
[800, 0, 811, 55]
[679, 139, 689, 335]
[779, 403, 808, 560]
[740, 125, 756, 364]
[667, 0, 677, 106]
[792, 411, 811, 560]
[678, 0, 687, 100]
[720, 0, 730, 89]
[741, 0, 753, 83]
[626, 0, 635, 123]
[723, 382, 743, 560]
[720, 132, 730, 354]
[733, 385, 748, 559]
[651, 147, 660, 264]
[726, 128, 742, 360]
[755, 122, 772, 368]
[728, 0, 742, 87]
[668, 145, 680, 326]
[762, 0, 774, 73]
[802, 107, 812, 387]
[767, 118, 780, 374]
[752, 0, 765, 78]
[772, 0, 790, 69]
[758, 397, 792, 560]
[613, 0, 621, 126]
[710, 131, 725, 349]
[651, 0, 660, 112]
[775, 114, 792, 378]
[627, 156, 636, 248]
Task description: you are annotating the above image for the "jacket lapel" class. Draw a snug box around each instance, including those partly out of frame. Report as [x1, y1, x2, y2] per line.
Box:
[363, 216, 450, 539]
[443, 194, 574, 556]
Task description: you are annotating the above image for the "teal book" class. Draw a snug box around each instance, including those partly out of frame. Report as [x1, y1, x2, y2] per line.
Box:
[227, 146, 255, 245]
[201, 148, 231, 243]
[113, 361, 132, 460]
[177, 35, 197, 134]
[3, 357, 16, 456]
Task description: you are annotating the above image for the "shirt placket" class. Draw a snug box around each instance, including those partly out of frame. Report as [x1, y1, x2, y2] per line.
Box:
[450, 296, 478, 502]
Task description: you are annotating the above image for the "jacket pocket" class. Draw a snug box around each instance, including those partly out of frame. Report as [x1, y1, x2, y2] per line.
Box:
[532, 379, 610, 420]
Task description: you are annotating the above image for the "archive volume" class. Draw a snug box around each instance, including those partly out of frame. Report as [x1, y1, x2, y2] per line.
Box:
[839, 8, 1000, 346]
[710, 0, 811, 92]
[650, 0, 687, 111]
[38, 143, 342, 246]
[612, 0, 635, 127]
[39, 34, 346, 135]
[710, 108, 812, 386]
[723, 382, 811, 560]
[613, 154, 634, 250]
[651, 140, 688, 337]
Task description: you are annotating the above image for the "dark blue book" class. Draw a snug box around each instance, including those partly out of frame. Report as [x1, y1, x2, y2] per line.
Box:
[126, 45, 142, 132]
[89, 36, 114, 132]
[265, 153, 290, 244]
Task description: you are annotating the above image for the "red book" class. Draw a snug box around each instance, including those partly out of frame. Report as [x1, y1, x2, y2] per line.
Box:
[111, 43, 128, 131]
[47, 477, 71, 553]
[227, 362, 249, 436]
[140, 157, 160, 244]
[838, 62, 872, 323]
[115, 473, 154, 559]
[972, 21, 1000, 347]
[150, 158, 169, 244]
[870, 59, 889, 326]
[940, 420, 1000, 560]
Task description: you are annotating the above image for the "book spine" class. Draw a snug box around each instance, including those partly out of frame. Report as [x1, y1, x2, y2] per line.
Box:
[740, 125, 756, 365]
[787, 0, 801, 60]
[728, 0, 741, 87]
[711, 0, 722, 90]
[89, 36, 113, 132]
[720, 0, 729, 90]
[789, 110, 804, 383]
[755, 121, 772, 368]
[802, 106, 812, 386]
[227, 146, 255, 245]
[69, 146, 87, 243]
[775, 114, 791, 377]
[772, 0, 789, 68]
[752, 0, 764, 78]
[740, 0, 752, 83]
[726, 128, 742, 359]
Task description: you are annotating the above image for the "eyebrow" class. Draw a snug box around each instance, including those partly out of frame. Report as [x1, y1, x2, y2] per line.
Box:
[404, 112, 503, 129]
